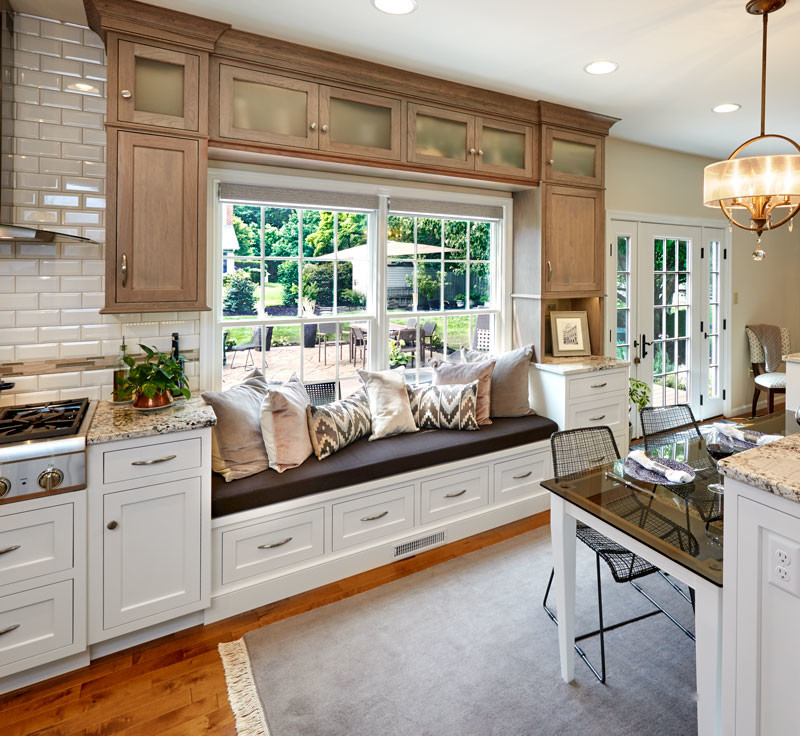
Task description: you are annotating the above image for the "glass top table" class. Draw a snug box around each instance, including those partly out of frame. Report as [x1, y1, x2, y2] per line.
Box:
[541, 411, 798, 587]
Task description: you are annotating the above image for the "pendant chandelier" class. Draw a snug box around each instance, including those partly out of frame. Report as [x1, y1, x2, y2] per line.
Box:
[703, 0, 800, 256]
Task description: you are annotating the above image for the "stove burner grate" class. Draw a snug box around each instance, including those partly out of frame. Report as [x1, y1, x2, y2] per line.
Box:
[0, 398, 89, 444]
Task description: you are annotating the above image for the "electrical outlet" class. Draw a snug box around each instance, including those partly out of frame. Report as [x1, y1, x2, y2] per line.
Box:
[768, 532, 800, 597]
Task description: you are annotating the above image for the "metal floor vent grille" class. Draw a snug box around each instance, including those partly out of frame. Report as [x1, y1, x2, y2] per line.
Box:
[394, 531, 446, 557]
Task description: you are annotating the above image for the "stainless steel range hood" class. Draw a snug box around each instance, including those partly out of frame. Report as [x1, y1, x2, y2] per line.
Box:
[0, 3, 98, 245]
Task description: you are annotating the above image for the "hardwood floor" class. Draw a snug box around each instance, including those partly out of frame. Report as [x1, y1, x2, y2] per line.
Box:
[2, 511, 549, 736]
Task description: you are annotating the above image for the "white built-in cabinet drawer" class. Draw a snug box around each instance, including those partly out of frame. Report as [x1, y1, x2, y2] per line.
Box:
[567, 397, 625, 433]
[420, 467, 489, 525]
[221, 508, 324, 586]
[493, 451, 550, 504]
[333, 486, 414, 551]
[103, 437, 202, 485]
[0, 503, 73, 588]
[0, 580, 73, 668]
[568, 370, 627, 400]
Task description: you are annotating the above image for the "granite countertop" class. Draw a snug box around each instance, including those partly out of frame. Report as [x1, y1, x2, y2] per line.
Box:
[718, 433, 800, 504]
[86, 397, 217, 445]
[784, 353, 800, 364]
[533, 356, 631, 375]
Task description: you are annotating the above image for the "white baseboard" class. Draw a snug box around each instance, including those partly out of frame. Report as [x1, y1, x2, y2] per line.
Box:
[0, 651, 90, 696]
[90, 611, 205, 660]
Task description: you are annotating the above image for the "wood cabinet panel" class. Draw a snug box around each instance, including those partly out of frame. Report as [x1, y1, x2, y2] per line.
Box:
[407, 103, 475, 171]
[543, 185, 604, 295]
[543, 126, 603, 187]
[475, 117, 535, 178]
[110, 131, 205, 311]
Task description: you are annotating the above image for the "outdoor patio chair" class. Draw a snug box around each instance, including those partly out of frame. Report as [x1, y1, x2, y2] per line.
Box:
[422, 321, 436, 359]
[471, 314, 492, 352]
[305, 381, 338, 406]
[317, 322, 346, 365]
[350, 325, 367, 367]
[406, 317, 418, 328]
[228, 326, 272, 370]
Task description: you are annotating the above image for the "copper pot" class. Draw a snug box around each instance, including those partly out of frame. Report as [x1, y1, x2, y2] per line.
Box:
[132, 389, 174, 410]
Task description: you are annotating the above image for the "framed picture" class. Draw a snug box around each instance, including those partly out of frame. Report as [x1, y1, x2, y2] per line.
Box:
[550, 311, 591, 357]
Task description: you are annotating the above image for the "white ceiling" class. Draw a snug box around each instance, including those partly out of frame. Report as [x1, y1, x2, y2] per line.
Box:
[22, 0, 800, 159]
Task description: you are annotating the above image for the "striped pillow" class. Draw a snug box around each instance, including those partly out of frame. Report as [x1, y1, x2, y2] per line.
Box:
[306, 391, 372, 460]
[406, 381, 480, 431]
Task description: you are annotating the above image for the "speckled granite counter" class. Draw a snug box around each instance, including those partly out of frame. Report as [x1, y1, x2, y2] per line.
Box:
[719, 433, 800, 504]
[534, 356, 630, 375]
[784, 353, 800, 364]
[86, 397, 217, 445]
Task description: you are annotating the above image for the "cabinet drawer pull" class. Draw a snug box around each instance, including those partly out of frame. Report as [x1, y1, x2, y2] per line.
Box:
[469, 147, 476, 155]
[361, 510, 389, 522]
[512, 471, 532, 479]
[258, 537, 292, 550]
[444, 488, 468, 498]
[0, 544, 20, 555]
[590, 382, 607, 389]
[547, 260, 552, 281]
[0, 623, 20, 636]
[589, 415, 606, 421]
[120, 253, 128, 287]
[131, 454, 176, 466]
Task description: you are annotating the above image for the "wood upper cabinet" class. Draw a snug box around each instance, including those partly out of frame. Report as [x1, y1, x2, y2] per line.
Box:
[407, 103, 475, 171]
[475, 117, 535, 178]
[218, 64, 319, 149]
[116, 39, 204, 133]
[543, 126, 604, 187]
[107, 130, 206, 312]
[542, 184, 604, 296]
[319, 86, 402, 161]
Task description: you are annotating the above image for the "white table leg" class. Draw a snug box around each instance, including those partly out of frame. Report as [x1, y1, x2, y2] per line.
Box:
[550, 494, 577, 683]
[694, 582, 724, 736]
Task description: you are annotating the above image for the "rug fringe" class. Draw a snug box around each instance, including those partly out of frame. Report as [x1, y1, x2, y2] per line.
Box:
[219, 639, 271, 736]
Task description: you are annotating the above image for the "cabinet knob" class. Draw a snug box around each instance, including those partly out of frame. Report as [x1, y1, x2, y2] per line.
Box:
[310, 122, 317, 130]
[121, 89, 132, 99]
[477, 149, 483, 156]
[548, 159, 555, 165]
[107, 520, 119, 530]
[321, 124, 329, 132]
[469, 148, 476, 155]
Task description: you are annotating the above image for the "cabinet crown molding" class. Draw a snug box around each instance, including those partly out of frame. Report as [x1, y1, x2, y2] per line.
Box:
[539, 101, 619, 137]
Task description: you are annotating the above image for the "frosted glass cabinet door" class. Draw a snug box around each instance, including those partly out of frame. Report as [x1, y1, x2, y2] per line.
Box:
[219, 65, 319, 149]
[475, 118, 534, 178]
[407, 103, 475, 171]
[117, 40, 200, 132]
[543, 127, 603, 186]
[320, 87, 402, 160]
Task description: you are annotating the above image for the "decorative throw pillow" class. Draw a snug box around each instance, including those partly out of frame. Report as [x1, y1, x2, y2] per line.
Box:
[357, 369, 418, 441]
[429, 359, 495, 425]
[202, 369, 269, 482]
[407, 381, 480, 431]
[306, 391, 372, 460]
[461, 344, 535, 417]
[260, 374, 313, 473]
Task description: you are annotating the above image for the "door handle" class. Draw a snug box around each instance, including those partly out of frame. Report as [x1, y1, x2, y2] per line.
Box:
[546, 260, 553, 281]
[640, 333, 653, 359]
[0, 545, 20, 555]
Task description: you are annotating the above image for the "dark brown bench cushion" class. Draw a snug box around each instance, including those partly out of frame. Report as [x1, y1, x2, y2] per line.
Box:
[212, 415, 558, 518]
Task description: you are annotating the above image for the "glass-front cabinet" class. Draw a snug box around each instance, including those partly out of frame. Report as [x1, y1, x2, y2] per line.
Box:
[543, 126, 603, 187]
[219, 64, 319, 149]
[407, 104, 475, 171]
[117, 41, 201, 132]
[475, 117, 534, 178]
[320, 87, 402, 160]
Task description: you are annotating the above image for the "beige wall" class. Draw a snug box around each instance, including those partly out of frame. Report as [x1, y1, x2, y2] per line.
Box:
[605, 138, 800, 414]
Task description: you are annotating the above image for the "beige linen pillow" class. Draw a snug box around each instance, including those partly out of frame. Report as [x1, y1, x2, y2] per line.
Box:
[461, 345, 535, 417]
[202, 369, 269, 481]
[260, 374, 313, 473]
[429, 359, 495, 425]
[357, 369, 418, 441]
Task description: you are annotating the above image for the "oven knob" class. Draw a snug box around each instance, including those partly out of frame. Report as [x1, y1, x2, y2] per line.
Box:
[38, 468, 64, 491]
[0, 478, 9, 497]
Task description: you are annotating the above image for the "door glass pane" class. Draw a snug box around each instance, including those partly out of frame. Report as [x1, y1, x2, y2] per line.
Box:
[614, 236, 631, 361]
[481, 127, 525, 169]
[708, 240, 721, 399]
[551, 138, 596, 177]
[330, 97, 392, 150]
[233, 80, 307, 137]
[415, 114, 467, 161]
[134, 57, 184, 118]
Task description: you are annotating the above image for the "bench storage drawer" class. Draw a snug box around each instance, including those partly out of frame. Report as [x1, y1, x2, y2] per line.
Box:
[420, 467, 489, 525]
[333, 486, 414, 552]
[221, 508, 324, 586]
[103, 437, 202, 485]
[494, 451, 550, 504]
[568, 370, 627, 400]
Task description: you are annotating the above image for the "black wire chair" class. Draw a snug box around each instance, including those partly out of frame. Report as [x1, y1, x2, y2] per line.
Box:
[543, 426, 695, 683]
[305, 381, 338, 406]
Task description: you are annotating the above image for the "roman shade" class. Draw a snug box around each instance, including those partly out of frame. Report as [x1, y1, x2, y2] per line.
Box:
[388, 196, 505, 221]
[218, 183, 380, 212]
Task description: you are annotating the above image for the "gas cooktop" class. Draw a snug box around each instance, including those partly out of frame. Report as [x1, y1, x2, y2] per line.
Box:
[0, 398, 89, 445]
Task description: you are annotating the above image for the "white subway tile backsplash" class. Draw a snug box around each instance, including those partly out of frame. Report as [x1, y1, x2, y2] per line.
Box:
[12, 189, 37, 206]
[17, 243, 57, 257]
[14, 15, 41, 36]
[81, 128, 105, 146]
[39, 123, 82, 143]
[39, 157, 82, 175]
[17, 68, 60, 90]
[62, 385, 99, 400]
[63, 176, 102, 193]
[16, 172, 60, 189]
[39, 292, 81, 309]
[61, 275, 101, 292]
[40, 259, 81, 275]
[15, 309, 60, 327]
[84, 196, 104, 209]
[82, 161, 105, 178]
[63, 44, 104, 64]
[0, 346, 14, 362]
[19, 207, 58, 223]
[82, 62, 106, 81]
[13, 50, 40, 71]
[0, 311, 14, 328]
[6, 376, 39, 393]
[14, 119, 39, 138]
[40, 56, 82, 77]
[15, 342, 59, 361]
[61, 308, 101, 326]
[82, 322, 121, 340]
[14, 390, 61, 404]
[39, 325, 80, 342]
[41, 89, 83, 110]
[81, 259, 104, 275]
[0, 326, 38, 345]
[0, 276, 14, 292]
[38, 371, 81, 390]
[42, 193, 79, 207]
[3, 293, 38, 310]
[60, 340, 101, 357]
[40, 20, 84, 45]
[12, 84, 39, 105]
[16, 102, 60, 124]
[17, 34, 62, 58]
[62, 210, 100, 225]
[15, 275, 59, 291]
[83, 29, 104, 49]
[81, 369, 113, 386]
[81, 95, 105, 114]
[62, 243, 102, 259]
[17, 137, 60, 157]
[61, 109, 103, 128]
[0, 259, 37, 275]
[82, 291, 104, 308]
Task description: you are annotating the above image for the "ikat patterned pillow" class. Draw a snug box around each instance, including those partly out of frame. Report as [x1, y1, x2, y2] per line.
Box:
[306, 390, 372, 460]
[406, 380, 480, 431]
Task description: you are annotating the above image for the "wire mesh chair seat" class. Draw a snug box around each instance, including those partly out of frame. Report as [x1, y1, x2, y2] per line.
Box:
[305, 381, 338, 406]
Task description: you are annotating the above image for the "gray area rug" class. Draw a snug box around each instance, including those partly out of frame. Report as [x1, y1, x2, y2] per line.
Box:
[219, 527, 698, 736]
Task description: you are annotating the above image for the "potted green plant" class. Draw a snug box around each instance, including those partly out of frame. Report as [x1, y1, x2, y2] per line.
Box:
[628, 378, 651, 440]
[123, 344, 190, 411]
[389, 338, 411, 368]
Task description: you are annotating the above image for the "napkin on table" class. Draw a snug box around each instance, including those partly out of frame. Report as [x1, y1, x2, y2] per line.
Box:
[711, 422, 781, 447]
[628, 449, 693, 484]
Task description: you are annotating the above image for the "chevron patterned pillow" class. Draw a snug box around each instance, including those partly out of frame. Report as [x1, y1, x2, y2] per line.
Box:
[306, 390, 372, 460]
[406, 381, 480, 431]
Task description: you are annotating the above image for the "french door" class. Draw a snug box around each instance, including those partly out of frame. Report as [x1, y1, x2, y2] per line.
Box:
[610, 219, 727, 424]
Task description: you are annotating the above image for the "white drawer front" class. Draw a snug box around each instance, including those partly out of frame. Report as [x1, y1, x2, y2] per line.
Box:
[0, 503, 73, 588]
[103, 437, 202, 485]
[333, 486, 414, 552]
[421, 467, 489, 525]
[567, 397, 624, 433]
[494, 451, 551, 504]
[0, 580, 72, 668]
[222, 508, 324, 586]
[568, 370, 627, 400]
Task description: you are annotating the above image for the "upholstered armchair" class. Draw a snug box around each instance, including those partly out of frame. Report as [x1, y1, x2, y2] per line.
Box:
[746, 326, 790, 415]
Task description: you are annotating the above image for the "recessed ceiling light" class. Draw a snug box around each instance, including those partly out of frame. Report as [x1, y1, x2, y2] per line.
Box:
[371, 0, 418, 14]
[583, 60, 618, 75]
[712, 103, 741, 113]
